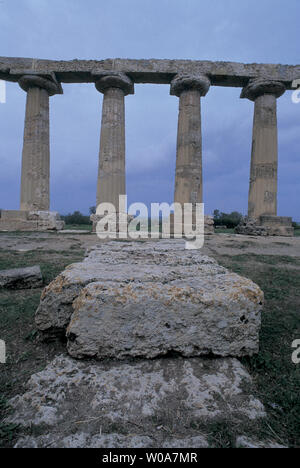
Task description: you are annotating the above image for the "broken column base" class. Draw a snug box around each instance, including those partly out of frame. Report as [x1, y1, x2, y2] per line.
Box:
[235, 215, 294, 237]
[170, 214, 214, 236]
[90, 212, 134, 235]
[0, 210, 65, 232]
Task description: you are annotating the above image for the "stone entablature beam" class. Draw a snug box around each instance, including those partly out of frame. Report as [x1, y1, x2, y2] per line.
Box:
[0, 56, 299, 89]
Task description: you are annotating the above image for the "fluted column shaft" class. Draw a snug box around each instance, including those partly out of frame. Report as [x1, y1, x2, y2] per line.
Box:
[97, 87, 126, 208]
[175, 89, 203, 205]
[20, 87, 50, 211]
[241, 79, 286, 219]
[170, 74, 210, 208]
[19, 74, 61, 212]
[95, 73, 134, 209]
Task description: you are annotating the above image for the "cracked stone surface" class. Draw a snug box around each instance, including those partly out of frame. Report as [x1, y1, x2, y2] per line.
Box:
[36, 240, 263, 358]
[7, 354, 266, 448]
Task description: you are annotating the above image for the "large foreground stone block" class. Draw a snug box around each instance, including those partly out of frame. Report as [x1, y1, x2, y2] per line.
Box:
[36, 240, 263, 357]
[6, 355, 266, 448]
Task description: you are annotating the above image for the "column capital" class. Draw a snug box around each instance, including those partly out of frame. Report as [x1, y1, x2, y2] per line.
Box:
[94, 72, 134, 95]
[18, 74, 62, 96]
[170, 73, 211, 97]
[241, 78, 286, 101]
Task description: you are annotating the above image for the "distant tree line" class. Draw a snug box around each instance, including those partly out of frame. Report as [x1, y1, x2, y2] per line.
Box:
[60, 207, 300, 229]
[60, 208, 94, 225]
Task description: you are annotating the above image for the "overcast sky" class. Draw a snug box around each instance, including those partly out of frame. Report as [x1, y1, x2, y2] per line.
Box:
[0, 0, 299, 219]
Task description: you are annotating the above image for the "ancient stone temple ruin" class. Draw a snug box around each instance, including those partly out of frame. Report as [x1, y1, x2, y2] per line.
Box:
[0, 57, 298, 235]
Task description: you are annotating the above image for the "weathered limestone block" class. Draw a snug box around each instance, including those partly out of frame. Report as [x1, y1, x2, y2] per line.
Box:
[36, 240, 263, 357]
[0, 210, 64, 232]
[67, 276, 261, 359]
[259, 215, 294, 237]
[235, 216, 294, 237]
[2, 56, 300, 88]
[204, 215, 214, 234]
[28, 211, 65, 231]
[6, 354, 266, 448]
[0, 265, 42, 289]
[235, 217, 269, 236]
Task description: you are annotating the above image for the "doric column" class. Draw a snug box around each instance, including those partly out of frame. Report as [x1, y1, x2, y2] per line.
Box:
[18, 74, 61, 211]
[94, 73, 134, 210]
[170, 74, 211, 208]
[241, 78, 286, 219]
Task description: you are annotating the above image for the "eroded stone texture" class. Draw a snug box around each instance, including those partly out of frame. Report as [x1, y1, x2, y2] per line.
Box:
[259, 215, 294, 237]
[0, 265, 42, 289]
[171, 74, 210, 209]
[6, 354, 266, 448]
[235, 217, 269, 236]
[0, 210, 64, 232]
[14, 433, 210, 448]
[235, 216, 294, 237]
[1, 56, 299, 88]
[95, 73, 134, 211]
[36, 240, 263, 357]
[19, 75, 61, 212]
[241, 79, 286, 220]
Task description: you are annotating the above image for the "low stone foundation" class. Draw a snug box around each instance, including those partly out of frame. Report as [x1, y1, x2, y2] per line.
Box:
[235, 215, 294, 237]
[0, 210, 64, 232]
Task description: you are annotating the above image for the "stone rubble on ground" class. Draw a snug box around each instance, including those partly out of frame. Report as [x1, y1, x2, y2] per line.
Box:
[7, 354, 266, 448]
[0, 265, 43, 289]
[235, 216, 294, 237]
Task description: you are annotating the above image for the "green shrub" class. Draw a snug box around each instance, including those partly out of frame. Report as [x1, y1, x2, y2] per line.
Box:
[213, 209, 243, 228]
[60, 211, 91, 225]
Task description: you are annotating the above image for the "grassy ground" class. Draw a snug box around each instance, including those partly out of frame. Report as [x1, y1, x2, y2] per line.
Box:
[215, 228, 235, 234]
[0, 234, 299, 447]
[0, 245, 85, 447]
[215, 228, 300, 237]
[213, 253, 300, 448]
[64, 224, 92, 231]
